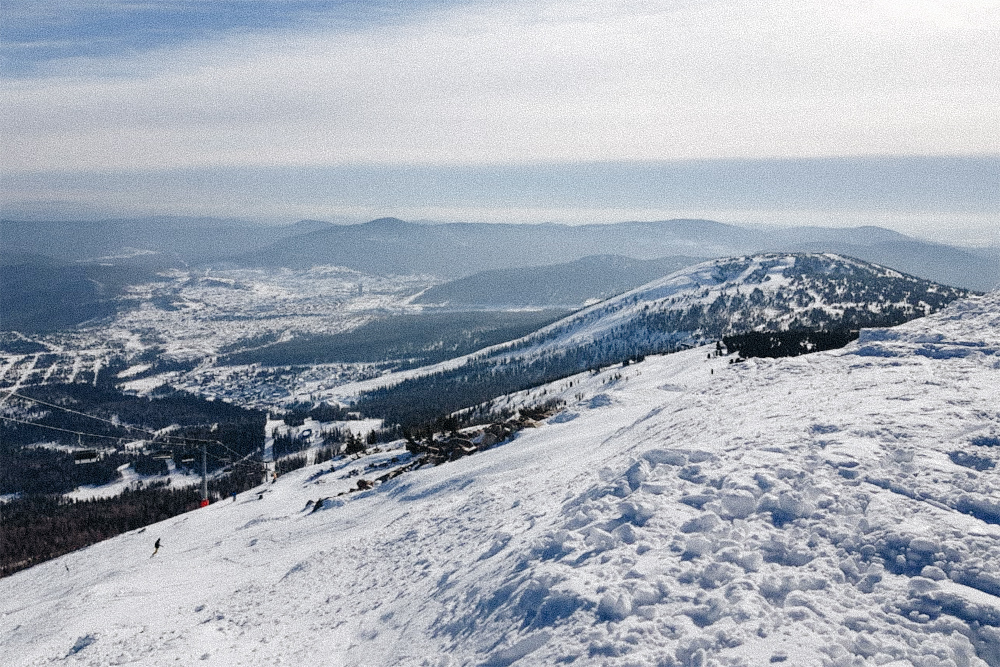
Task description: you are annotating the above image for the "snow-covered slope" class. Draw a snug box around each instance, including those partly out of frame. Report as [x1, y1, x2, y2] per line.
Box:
[4, 292, 1000, 666]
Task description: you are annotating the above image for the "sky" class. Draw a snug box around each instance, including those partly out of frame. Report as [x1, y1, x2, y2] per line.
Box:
[1, 0, 998, 245]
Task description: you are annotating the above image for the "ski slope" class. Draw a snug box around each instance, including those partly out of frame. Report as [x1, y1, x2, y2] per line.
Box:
[3, 292, 1000, 666]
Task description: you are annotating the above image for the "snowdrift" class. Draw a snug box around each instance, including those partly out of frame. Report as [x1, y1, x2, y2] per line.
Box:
[3, 291, 1000, 666]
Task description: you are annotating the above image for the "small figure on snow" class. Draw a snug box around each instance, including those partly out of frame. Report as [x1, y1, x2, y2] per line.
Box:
[231, 491, 237, 502]
[151, 538, 161, 557]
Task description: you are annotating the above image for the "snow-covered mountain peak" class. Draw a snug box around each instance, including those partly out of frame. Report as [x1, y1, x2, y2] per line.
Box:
[506, 252, 969, 361]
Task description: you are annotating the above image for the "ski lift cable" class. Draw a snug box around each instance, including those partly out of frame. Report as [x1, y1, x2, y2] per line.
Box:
[0, 415, 140, 442]
[0, 417, 177, 454]
[4, 393, 269, 472]
[0, 388, 16, 406]
[6, 391, 235, 446]
[4, 391, 195, 445]
[3, 402, 238, 454]
[3, 414, 266, 478]
[2, 406, 253, 461]
[5, 391, 149, 434]
[205, 440, 263, 471]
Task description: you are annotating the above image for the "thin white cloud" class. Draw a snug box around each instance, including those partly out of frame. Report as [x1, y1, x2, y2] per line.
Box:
[2, 0, 999, 173]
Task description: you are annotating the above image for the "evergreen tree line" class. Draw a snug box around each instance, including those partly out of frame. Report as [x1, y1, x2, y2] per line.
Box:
[352, 340, 654, 427]
[275, 454, 309, 475]
[279, 402, 362, 426]
[1, 383, 266, 495]
[216, 310, 567, 369]
[271, 424, 401, 460]
[2, 447, 129, 496]
[722, 329, 861, 359]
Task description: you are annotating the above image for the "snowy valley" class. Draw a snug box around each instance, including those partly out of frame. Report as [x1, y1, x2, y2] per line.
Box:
[3, 288, 1000, 666]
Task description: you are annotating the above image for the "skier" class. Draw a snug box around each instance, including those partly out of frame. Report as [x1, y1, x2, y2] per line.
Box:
[151, 538, 161, 557]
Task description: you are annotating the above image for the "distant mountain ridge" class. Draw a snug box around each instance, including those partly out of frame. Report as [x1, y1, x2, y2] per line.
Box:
[412, 254, 704, 308]
[233, 217, 754, 277]
[0, 217, 330, 265]
[0, 254, 155, 332]
[0, 217, 336, 330]
[4, 216, 996, 300]
[237, 217, 998, 291]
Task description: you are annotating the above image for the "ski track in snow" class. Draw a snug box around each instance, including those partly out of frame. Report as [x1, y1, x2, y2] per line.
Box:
[3, 294, 1000, 666]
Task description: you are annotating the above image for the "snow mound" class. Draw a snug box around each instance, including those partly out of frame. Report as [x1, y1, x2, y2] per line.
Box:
[855, 292, 1000, 358]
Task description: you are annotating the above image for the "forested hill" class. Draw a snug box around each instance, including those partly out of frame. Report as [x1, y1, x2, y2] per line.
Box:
[349, 253, 971, 425]
[510, 252, 971, 358]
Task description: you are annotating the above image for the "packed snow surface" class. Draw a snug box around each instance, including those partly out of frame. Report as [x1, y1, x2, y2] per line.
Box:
[3, 293, 1000, 666]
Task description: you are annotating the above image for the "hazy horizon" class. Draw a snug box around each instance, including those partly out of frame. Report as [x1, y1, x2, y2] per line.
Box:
[2, 1, 998, 247]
